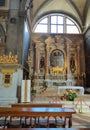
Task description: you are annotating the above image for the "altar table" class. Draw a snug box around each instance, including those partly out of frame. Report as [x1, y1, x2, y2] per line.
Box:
[0, 107, 75, 128]
[58, 86, 84, 96]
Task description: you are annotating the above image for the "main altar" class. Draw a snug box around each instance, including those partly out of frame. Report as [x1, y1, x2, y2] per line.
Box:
[28, 34, 85, 92]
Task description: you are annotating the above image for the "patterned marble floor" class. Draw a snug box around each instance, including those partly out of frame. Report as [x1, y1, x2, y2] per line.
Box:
[72, 113, 90, 128]
[31, 87, 90, 128]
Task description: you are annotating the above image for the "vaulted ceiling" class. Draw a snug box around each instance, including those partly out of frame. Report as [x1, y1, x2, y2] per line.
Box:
[26, 0, 90, 33]
[0, 0, 90, 33]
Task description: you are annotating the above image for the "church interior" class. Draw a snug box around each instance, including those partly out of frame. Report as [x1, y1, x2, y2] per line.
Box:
[0, 0, 90, 128]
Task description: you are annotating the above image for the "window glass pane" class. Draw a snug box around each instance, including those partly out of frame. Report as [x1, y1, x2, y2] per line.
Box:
[58, 25, 63, 33]
[39, 17, 48, 24]
[51, 25, 57, 33]
[67, 26, 79, 34]
[0, 0, 5, 6]
[35, 25, 47, 33]
[58, 16, 63, 24]
[66, 18, 74, 25]
[51, 16, 57, 24]
[34, 14, 81, 34]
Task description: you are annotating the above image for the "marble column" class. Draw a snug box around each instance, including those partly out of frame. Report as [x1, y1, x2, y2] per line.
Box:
[45, 44, 49, 76]
[34, 43, 39, 75]
[77, 45, 80, 80]
[66, 43, 71, 79]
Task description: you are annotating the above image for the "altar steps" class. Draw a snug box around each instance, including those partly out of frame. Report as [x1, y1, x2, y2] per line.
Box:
[32, 95, 90, 113]
[33, 87, 90, 113]
[36, 87, 58, 97]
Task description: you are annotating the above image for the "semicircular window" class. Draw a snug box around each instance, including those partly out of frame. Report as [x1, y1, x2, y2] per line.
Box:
[50, 49, 64, 68]
[33, 13, 81, 34]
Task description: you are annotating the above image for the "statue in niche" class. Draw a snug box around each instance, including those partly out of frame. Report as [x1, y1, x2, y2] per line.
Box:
[70, 55, 76, 73]
[40, 56, 45, 72]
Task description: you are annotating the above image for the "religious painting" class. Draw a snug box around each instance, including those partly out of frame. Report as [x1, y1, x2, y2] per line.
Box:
[50, 49, 64, 68]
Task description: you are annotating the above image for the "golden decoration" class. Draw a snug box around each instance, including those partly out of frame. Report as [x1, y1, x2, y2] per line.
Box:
[0, 52, 18, 64]
[51, 66, 64, 73]
[1, 69, 15, 73]
[28, 55, 31, 61]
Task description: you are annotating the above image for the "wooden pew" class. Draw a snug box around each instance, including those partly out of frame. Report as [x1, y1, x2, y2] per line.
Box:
[0, 107, 23, 128]
[0, 128, 89, 130]
[11, 103, 63, 127]
[0, 107, 76, 128]
[11, 103, 62, 108]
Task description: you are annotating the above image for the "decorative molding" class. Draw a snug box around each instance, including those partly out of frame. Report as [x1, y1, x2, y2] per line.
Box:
[2, 73, 12, 87]
[1, 69, 15, 73]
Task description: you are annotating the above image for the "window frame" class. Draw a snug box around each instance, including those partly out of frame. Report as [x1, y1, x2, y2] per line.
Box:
[33, 13, 81, 34]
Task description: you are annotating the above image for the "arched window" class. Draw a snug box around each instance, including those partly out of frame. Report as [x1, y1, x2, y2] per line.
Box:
[33, 14, 81, 34]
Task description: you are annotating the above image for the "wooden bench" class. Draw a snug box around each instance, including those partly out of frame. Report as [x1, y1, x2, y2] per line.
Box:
[11, 103, 63, 127]
[0, 128, 89, 130]
[11, 103, 62, 108]
[0, 107, 76, 128]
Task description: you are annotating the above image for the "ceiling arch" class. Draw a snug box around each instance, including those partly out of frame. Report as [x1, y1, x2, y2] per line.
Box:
[26, 0, 90, 33]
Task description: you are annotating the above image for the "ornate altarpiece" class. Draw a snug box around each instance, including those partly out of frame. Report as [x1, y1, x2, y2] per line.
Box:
[29, 34, 85, 90]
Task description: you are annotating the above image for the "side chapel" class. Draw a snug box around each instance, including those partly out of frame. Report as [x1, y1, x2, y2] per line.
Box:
[0, 0, 90, 104]
[30, 34, 85, 90]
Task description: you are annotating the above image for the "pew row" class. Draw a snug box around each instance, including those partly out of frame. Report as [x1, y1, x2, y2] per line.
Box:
[0, 107, 75, 128]
[11, 103, 62, 108]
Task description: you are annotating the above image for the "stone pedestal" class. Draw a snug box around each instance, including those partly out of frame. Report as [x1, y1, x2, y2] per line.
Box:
[0, 64, 23, 106]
